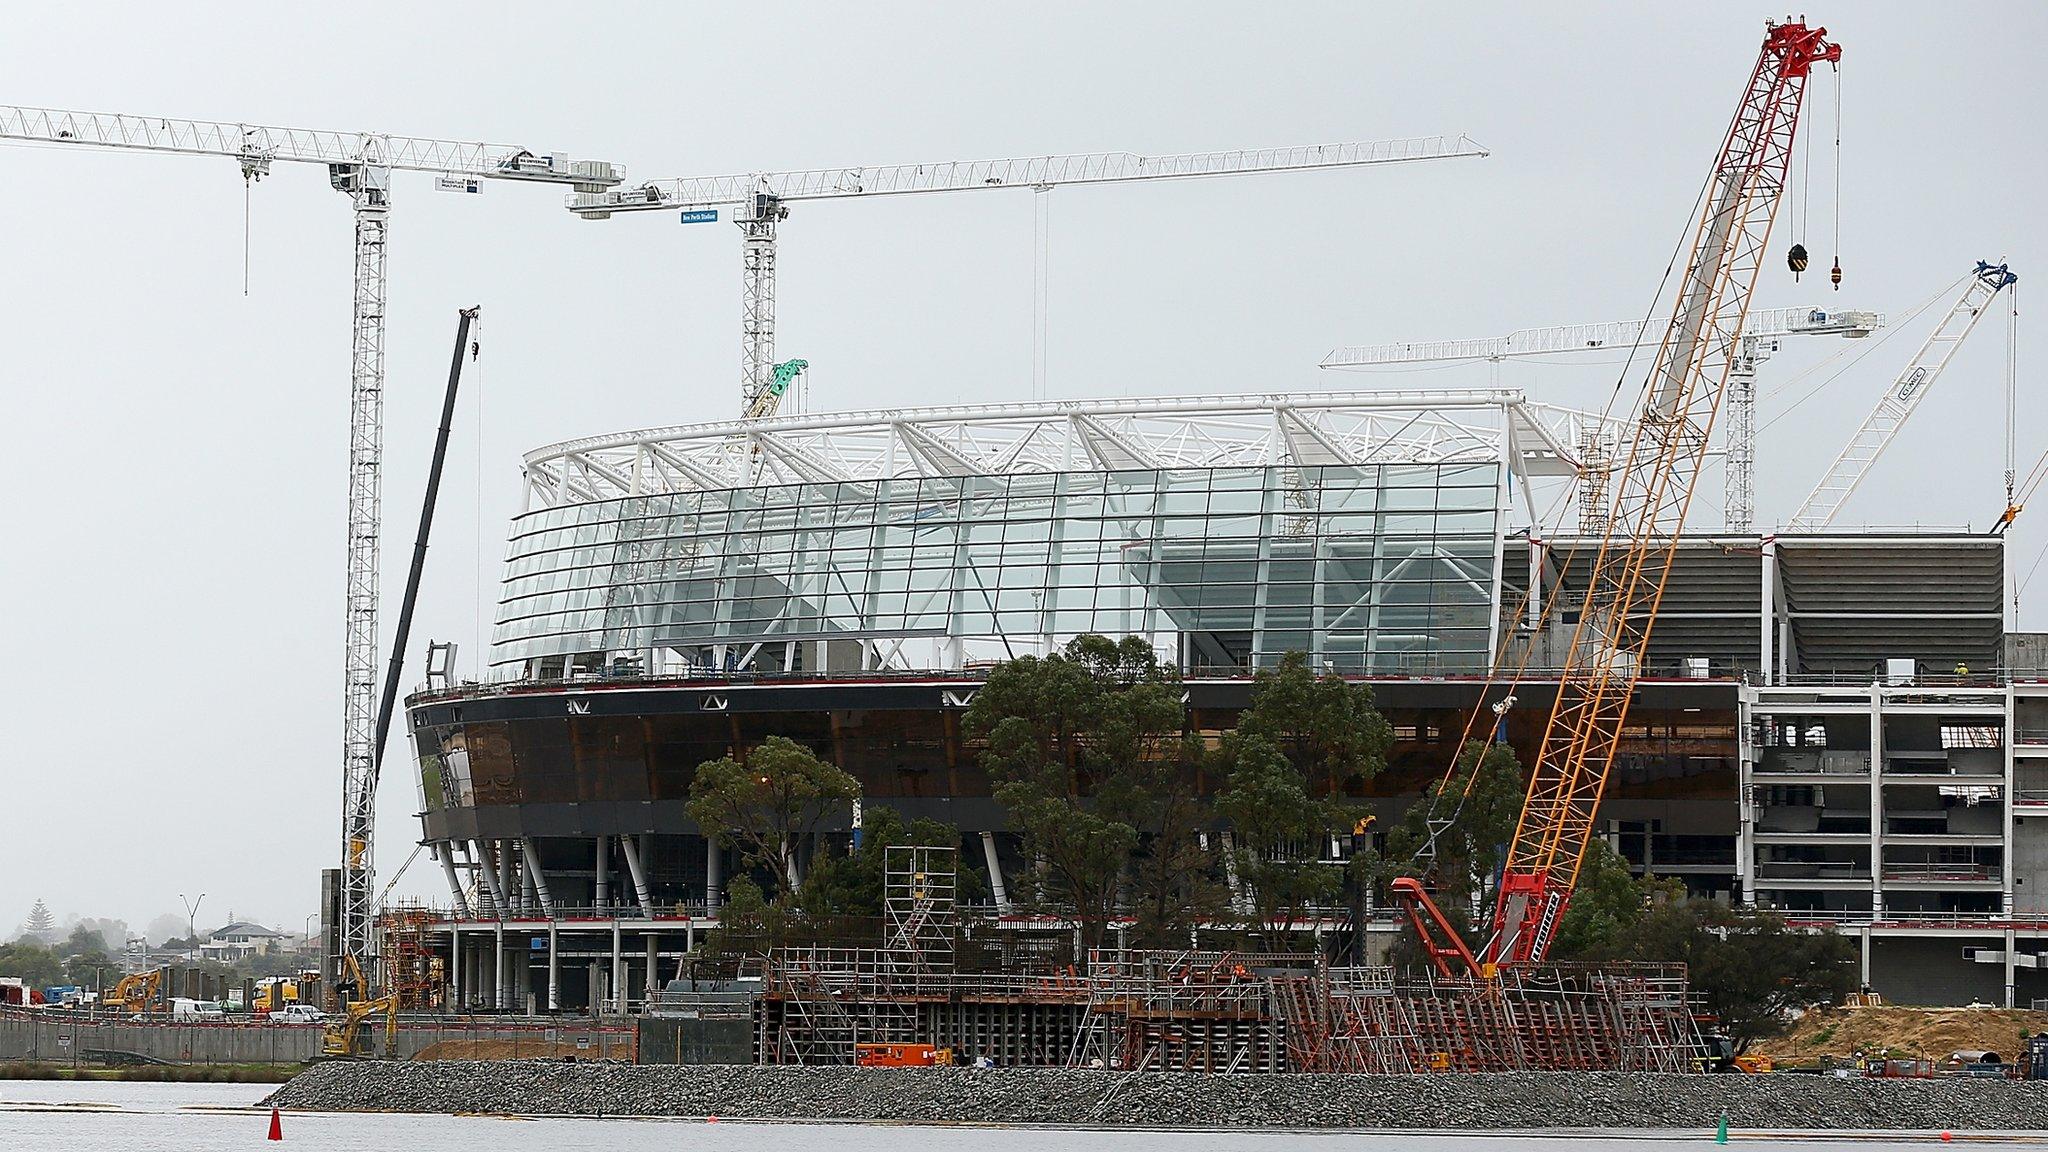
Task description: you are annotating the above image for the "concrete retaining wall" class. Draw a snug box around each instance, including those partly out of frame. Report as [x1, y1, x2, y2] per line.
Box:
[265, 1060, 2048, 1131]
[0, 1007, 631, 1066]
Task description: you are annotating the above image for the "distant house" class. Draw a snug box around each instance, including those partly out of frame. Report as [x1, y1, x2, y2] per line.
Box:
[198, 922, 286, 962]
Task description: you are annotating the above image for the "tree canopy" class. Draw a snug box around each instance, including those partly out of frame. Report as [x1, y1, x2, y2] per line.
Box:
[686, 735, 861, 902]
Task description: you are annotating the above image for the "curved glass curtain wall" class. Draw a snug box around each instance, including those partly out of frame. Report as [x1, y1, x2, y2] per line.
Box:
[490, 462, 1503, 677]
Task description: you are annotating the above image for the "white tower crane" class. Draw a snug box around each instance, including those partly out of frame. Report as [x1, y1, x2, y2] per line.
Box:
[1322, 305, 1882, 532]
[1789, 260, 2017, 531]
[566, 135, 1489, 418]
[0, 104, 623, 997]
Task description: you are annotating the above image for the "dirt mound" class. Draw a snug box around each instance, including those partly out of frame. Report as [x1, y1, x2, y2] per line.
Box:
[1755, 1006, 2048, 1063]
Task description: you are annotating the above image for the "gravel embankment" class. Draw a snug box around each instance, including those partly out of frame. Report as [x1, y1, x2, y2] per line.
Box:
[264, 1061, 2048, 1130]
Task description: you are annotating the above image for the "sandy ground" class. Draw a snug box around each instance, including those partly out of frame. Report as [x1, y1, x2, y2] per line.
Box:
[1753, 1006, 2048, 1063]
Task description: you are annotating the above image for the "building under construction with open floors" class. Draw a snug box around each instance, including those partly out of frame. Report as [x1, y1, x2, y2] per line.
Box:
[396, 389, 2048, 1025]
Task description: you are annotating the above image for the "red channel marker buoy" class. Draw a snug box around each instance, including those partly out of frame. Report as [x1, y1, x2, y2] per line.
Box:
[268, 1107, 283, 1141]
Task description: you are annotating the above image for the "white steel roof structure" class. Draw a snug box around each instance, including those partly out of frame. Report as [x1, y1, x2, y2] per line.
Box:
[520, 390, 1620, 521]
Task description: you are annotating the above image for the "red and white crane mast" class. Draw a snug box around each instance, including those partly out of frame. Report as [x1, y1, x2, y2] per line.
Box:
[1395, 19, 1841, 975]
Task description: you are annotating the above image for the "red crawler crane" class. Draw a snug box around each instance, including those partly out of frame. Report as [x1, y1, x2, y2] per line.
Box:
[1395, 18, 1842, 977]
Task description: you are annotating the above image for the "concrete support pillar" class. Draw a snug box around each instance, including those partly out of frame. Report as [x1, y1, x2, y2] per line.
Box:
[1759, 538, 1777, 685]
[438, 843, 472, 918]
[2006, 927, 2018, 1009]
[981, 831, 1011, 914]
[1860, 926, 1872, 989]
[610, 924, 624, 1015]
[595, 835, 610, 913]
[474, 841, 506, 918]
[449, 925, 462, 1009]
[620, 835, 655, 919]
[546, 923, 560, 1013]
[493, 922, 506, 1011]
[1527, 536, 1544, 626]
[705, 835, 724, 913]
[520, 851, 539, 916]
[1870, 686, 1886, 919]
[522, 838, 556, 918]
[646, 935, 659, 1000]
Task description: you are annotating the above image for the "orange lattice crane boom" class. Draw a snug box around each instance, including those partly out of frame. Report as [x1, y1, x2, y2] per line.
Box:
[1398, 18, 1840, 976]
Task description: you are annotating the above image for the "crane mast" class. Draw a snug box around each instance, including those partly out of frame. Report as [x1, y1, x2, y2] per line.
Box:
[1789, 260, 2016, 531]
[568, 136, 1490, 418]
[0, 104, 621, 997]
[1394, 20, 1841, 974]
[1492, 19, 1839, 968]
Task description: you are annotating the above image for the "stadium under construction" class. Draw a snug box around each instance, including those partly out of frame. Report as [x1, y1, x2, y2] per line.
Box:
[392, 388, 2048, 1039]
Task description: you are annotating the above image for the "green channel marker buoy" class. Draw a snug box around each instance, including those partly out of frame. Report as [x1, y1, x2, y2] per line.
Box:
[1715, 1114, 1729, 1144]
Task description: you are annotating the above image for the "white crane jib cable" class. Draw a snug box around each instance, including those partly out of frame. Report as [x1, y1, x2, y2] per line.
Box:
[1322, 306, 1881, 533]
[1, 101, 624, 999]
[1320, 305, 1880, 367]
[567, 135, 1490, 419]
[1788, 260, 2017, 532]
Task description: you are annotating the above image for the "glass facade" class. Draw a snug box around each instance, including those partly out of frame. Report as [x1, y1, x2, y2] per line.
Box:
[491, 462, 1503, 677]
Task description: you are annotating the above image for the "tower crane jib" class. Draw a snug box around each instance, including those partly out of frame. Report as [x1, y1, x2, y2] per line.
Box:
[0, 102, 622, 1000]
[567, 135, 1490, 420]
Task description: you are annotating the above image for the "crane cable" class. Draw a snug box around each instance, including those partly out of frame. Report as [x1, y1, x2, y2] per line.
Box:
[1755, 276, 1957, 434]
[1400, 101, 1729, 873]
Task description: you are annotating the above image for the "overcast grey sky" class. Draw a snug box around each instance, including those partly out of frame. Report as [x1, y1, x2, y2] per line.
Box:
[2, 3, 2042, 935]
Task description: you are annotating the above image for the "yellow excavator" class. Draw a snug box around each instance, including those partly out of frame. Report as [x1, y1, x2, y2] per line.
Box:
[100, 968, 163, 1015]
[320, 956, 399, 1059]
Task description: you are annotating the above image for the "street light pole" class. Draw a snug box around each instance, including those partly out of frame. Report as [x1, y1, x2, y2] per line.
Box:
[179, 892, 206, 964]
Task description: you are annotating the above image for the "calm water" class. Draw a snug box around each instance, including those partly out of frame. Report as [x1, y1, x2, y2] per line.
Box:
[0, 1078, 2019, 1150]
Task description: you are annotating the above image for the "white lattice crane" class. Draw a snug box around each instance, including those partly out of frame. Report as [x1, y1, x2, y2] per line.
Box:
[1323, 305, 1881, 532]
[566, 136, 1489, 418]
[0, 104, 623, 997]
[1789, 260, 2016, 531]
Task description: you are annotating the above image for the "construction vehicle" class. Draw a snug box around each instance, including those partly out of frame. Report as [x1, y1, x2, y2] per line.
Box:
[1699, 1033, 1774, 1073]
[252, 975, 307, 1015]
[98, 968, 164, 1014]
[320, 954, 398, 1058]
[1393, 18, 1842, 975]
[855, 1042, 953, 1067]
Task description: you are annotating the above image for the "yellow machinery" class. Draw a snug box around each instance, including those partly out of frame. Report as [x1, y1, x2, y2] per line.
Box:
[252, 977, 298, 1014]
[320, 993, 399, 1059]
[320, 955, 399, 1059]
[100, 968, 163, 1014]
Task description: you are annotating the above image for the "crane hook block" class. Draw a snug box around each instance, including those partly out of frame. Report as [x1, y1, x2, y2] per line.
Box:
[1830, 256, 1842, 289]
[1788, 243, 1809, 277]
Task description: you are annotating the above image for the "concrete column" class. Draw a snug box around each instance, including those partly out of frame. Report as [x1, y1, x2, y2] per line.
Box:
[522, 839, 556, 918]
[493, 923, 506, 1011]
[1859, 926, 1872, 989]
[1527, 536, 1544, 625]
[473, 840, 506, 918]
[1737, 686, 1757, 906]
[610, 925, 624, 1015]
[449, 926, 462, 1009]
[595, 835, 610, 913]
[520, 852, 539, 916]
[1759, 537, 1777, 685]
[705, 835, 723, 913]
[646, 935, 660, 1000]
[981, 831, 1011, 914]
[2006, 927, 2018, 1009]
[2005, 684, 2018, 916]
[546, 923, 560, 1013]
[438, 843, 472, 918]
[620, 835, 655, 918]
[1871, 685, 1886, 918]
